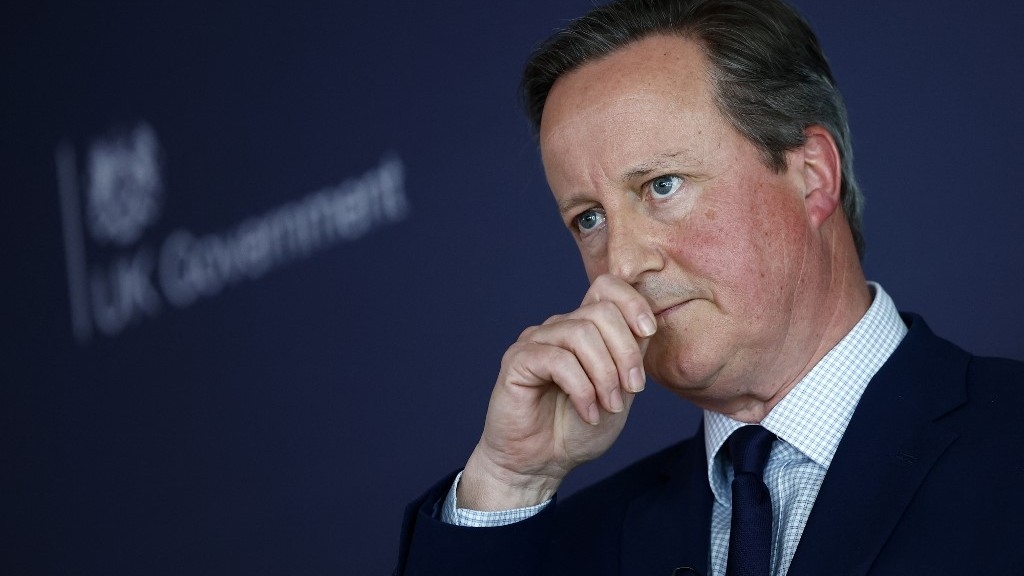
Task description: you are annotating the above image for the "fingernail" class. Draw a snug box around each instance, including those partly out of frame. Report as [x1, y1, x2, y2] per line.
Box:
[609, 388, 624, 413]
[637, 314, 656, 337]
[588, 403, 601, 425]
[629, 367, 646, 392]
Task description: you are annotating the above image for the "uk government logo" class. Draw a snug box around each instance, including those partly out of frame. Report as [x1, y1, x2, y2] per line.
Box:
[56, 121, 409, 344]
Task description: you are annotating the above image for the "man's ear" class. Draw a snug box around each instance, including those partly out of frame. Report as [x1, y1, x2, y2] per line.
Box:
[799, 125, 843, 229]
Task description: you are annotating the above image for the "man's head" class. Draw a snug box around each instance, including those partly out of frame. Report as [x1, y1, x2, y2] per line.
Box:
[522, 0, 865, 260]
[528, 1, 871, 418]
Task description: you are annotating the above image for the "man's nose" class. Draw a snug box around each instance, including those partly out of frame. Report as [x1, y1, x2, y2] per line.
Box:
[606, 218, 662, 284]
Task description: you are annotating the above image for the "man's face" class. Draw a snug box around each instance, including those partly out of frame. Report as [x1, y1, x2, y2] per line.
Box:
[539, 35, 829, 410]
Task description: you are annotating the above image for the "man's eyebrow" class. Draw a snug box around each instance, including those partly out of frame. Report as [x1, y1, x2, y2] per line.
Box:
[557, 195, 591, 217]
[620, 150, 691, 183]
[556, 150, 695, 216]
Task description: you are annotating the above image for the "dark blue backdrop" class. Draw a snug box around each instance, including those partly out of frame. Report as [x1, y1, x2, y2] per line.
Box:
[3, 1, 1022, 574]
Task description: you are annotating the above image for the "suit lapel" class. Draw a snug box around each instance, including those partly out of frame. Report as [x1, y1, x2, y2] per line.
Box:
[787, 315, 969, 576]
[621, 429, 714, 576]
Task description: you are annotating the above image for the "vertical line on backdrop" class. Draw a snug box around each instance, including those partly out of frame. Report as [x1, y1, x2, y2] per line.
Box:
[55, 143, 93, 343]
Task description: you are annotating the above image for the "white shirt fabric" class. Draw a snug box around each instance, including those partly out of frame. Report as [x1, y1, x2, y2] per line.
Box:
[442, 282, 907, 576]
[703, 282, 906, 575]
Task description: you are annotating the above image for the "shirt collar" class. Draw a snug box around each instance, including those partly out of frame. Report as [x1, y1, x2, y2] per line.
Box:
[703, 282, 907, 503]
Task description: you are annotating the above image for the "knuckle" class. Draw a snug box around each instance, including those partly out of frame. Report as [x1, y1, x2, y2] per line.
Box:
[591, 274, 616, 290]
[596, 363, 620, 389]
[500, 341, 526, 366]
[540, 313, 565, 327]
[546, 345, 577, 367]
[518, 324, 541, 341]
[574, 317, 601, 336]
[554, 317, 597, 340]
[592, 299, 618, 316]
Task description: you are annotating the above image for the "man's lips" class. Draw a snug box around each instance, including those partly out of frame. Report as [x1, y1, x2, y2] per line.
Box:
[653, 299, 692, 319]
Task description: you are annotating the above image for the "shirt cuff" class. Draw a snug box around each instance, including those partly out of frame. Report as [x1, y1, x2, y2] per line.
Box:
[440, 470, 553, 527]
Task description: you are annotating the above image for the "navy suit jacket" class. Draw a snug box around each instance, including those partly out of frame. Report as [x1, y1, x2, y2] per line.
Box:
[395, 315, 1024, 575]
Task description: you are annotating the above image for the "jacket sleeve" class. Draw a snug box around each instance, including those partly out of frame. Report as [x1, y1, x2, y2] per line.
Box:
[394, 470, 557, 576]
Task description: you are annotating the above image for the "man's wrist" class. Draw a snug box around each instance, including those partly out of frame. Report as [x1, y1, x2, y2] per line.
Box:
[443, 470, 552, 527]
[458, 451, 562, 511]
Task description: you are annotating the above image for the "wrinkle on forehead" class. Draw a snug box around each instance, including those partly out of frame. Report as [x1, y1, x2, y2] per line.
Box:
[541, 37, 716, 142]
[541, 93, 720, 185]
[540, 36, 712, 122]
[540, 94, 665, 151]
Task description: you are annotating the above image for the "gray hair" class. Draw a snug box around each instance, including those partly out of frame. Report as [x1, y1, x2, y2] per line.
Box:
[521, 0, 866, 259]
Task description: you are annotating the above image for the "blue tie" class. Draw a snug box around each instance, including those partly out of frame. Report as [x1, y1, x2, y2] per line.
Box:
[725, 425, 776, 576]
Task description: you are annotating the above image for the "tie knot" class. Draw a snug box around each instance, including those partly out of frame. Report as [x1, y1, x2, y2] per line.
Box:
[727, 425, 776, 476]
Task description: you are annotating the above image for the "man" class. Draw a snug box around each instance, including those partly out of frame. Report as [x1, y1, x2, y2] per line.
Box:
[394, 1, 1024, 574]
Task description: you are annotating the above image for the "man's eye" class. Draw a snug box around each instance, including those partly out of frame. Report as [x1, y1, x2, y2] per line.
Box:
[648, 175, 683, 198]
[574, 209, 606, 234]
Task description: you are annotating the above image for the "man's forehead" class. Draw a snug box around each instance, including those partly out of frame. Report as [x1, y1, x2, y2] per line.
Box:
[538, 35, 713, 143]
[540, 94, 673, 148]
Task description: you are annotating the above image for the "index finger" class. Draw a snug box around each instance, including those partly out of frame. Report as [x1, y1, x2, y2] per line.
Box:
[581, 274, 657, 340]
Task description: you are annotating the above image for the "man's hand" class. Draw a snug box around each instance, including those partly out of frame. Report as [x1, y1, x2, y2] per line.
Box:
[458, 274, 656, 511]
